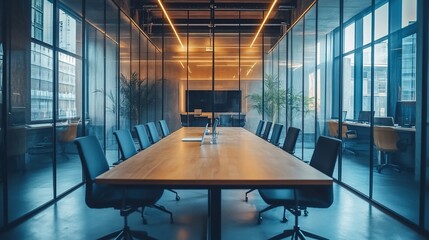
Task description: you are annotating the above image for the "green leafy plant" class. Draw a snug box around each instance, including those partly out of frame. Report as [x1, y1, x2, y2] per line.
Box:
[246, 73, 314, 123]
[107, 72, 155, 123]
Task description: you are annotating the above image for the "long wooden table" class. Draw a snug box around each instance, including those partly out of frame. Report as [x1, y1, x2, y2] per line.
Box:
[96, 127, 332, 239]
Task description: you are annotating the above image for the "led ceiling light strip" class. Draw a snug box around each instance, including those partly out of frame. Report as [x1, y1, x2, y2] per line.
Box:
[250, 0, 278, 48]
[157, 0, 184, 48]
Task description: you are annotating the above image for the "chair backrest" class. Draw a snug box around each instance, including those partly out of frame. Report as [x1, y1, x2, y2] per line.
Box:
[146, 122, 161, 143]
[374, 117, 395, 126]
[134, 124, 152, 150]
[59, 122, 79, 142]
[327, 120, 349, 139]
[158, 119, 170, 137]
[255, 120, 264, 136]
[261, 121, 272, 140]
[373, 126, 399, 152]
[113, 129, 138, 160]
[74, 136, 110, 208]
[282, 127, 300, 154]
[309, 136, 341, 177]
[269, 123, 283, 146]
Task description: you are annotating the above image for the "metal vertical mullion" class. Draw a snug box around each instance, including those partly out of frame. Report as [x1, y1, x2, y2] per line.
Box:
[211, 1, 215, 122]
[52, 0, 58, 198]
[369, 0, 375, 199]
[338, 0, 344, 181]
[417, 0, 428, 228]
[301, 16, 305, 160]
[261, 11, 265, 121]
[103, 0, 107, 151]
[314, 2, 319, 145]
[186, 10, 189, 125]
[239, 11, 241, 118]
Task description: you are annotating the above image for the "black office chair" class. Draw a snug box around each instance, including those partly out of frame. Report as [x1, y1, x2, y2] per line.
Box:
[282, 127, 300, 154]
[180, 114, 191, 127]
[258, 136, 341, 240]
[113, 129, 176, 219]
[374, 117, 395, 126]
[113, 129, 138, 162]
[219, 114, 232, 127]
[134, 125, 152, 150]
[158, 120, 170, 138]
[255, 120, 264, 136]
[261, 121, 273, 140]
[269, 123, 283, 146]
[74, 136, 166, 239]
[146, 122, 161, 144]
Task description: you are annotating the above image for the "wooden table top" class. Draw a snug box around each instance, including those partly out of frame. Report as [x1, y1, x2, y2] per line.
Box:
[96, 127, 332, 187]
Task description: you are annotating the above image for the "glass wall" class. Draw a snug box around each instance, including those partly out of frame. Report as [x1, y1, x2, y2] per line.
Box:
[1, 0, 161, 227]
[0, 0, 4, 228]
[267, 0, 421, 229]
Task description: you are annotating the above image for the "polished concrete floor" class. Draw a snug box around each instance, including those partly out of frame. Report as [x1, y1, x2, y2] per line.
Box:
[0, 184, 427, 240]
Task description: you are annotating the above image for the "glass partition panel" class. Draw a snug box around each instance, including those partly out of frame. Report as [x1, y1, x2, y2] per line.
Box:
[278, 37, 287, 142]
[105, 0, 119, 164]
[147, 42, 156, 124]
[290, 21, 304, 159]
[86, 23, 105, 148]
[130, 24, 140, 127]
[0, 0, 3, 226]
[119, 12, 131, 130]
[303, 7, 317, 160]
[318, 0, 340, 178]
[156, 49, 162, 122]
[139, 34, 148, 124]
[242, 33, 262, 132]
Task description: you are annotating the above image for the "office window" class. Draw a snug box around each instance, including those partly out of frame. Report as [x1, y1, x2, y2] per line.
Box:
[363, 13, 372, 46]
[31, 42, 54, 120]
[402, 0, 416, 28]
[362, 47, 372, 111]
[401, 34, 416, 101]
[344, 22, 355, 53]
[59, 10, 79, 54]
[374, 3, 388, 40]
[374, 41, 388, 116]
[343, 54, 355, 118]
[31, 0, 53, 45]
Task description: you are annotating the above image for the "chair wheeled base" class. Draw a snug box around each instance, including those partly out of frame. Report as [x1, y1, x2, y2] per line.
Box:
[99, 208, 157, 240]
[268, 209, 327, 240]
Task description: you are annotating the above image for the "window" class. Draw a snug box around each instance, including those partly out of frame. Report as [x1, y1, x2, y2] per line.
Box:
[374, 3, 388, 40]
[401, 34, 416, 101]
[374, 40, 388, 116]
[344, 22, 355, 53]
[343, 54, 355, 117]
[363, 13, 372, 45]
[31, 0, 53, 45]
[402, 0, 416, 28]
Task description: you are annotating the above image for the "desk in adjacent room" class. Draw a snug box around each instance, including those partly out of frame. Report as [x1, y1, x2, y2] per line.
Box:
[96, 127, 332, 240]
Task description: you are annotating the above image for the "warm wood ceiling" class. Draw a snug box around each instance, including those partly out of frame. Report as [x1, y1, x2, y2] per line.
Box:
[132, 0, 296, 35]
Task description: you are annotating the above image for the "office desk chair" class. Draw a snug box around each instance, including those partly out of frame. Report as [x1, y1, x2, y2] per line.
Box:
[134, 125, 152, 150]
[74, 136, 166, 239]
[374, 117, 395, 126]
[158, 120, 170, 138]
[282, 127, 300, 154]
[327, 120, 357, 155]
[58, 120, 80, 157]
[219, 114, 232, 127]
[258, 136, 341, 240]
[261, 121, 273, 140]
[113, 129, 175, 219]
[269, 123, 284, 146]
[146, 122, 161, 144]
[255, 120, 265, 136]
[373, 126, 404, 173]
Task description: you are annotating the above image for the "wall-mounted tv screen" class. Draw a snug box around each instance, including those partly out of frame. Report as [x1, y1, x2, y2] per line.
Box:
[186, 90, 241, 112]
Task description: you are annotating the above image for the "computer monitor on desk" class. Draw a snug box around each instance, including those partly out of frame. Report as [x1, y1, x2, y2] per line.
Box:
[358, 111, 374, 123]
[395, 101, 416, 127]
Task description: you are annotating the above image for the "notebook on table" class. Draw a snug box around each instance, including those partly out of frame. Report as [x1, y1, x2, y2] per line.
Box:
[181, 123, 209, 145]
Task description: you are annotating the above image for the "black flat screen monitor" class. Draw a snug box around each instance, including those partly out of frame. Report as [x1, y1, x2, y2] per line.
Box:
[358, 111, 374, 123]
[395, 101, 416, 127]
[186, 90, 241, 112]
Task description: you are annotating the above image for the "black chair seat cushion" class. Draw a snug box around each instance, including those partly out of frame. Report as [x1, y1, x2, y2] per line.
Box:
[88, 184, 164, 209]
[258, 185, 333, 209]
